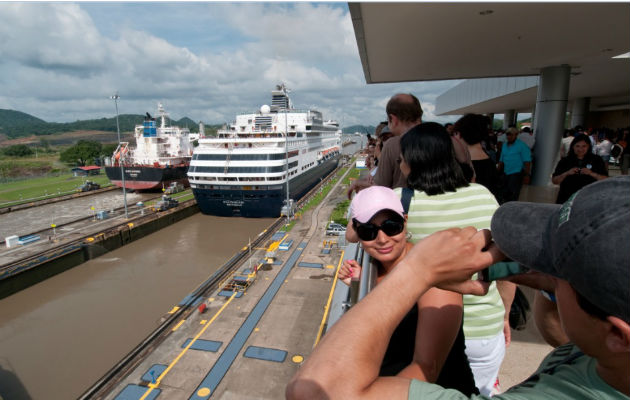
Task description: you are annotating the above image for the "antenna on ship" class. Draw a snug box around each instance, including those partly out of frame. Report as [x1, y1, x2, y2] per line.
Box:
[158, 103, 168, 129]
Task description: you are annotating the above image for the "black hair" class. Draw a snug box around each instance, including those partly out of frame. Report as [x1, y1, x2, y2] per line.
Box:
[453, 114, 490, 145]
[400, 122, 469, 195]
[568, 134, 593, 158]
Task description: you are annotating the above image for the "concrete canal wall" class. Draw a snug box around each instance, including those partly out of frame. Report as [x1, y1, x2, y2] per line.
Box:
[0, 201, 199, 299]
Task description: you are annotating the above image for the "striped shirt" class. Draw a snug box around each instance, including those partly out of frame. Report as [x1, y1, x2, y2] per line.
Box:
[394, 184, 505, 339]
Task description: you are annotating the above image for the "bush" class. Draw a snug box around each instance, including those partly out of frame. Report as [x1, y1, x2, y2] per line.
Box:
[331, 200, 350, 226]
[2, 144, 34, 157]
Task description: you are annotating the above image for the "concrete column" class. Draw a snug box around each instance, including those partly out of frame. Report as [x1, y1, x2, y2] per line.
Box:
[487, 113, 495, 129]
[570, 97, 590, 128]
[503, 110, 516, 129]
[530, 104, 536, 130]
[532, 65, 571, 186]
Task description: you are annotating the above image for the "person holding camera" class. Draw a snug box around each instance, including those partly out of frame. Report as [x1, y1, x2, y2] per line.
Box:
[286, 177, 630, 400]
[552, 133, 607, 204]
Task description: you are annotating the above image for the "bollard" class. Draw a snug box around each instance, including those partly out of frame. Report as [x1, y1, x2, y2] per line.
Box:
[198, 303, 207, 313]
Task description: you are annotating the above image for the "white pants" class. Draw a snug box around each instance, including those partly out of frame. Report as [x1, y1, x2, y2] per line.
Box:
[465, 331, 506, 396]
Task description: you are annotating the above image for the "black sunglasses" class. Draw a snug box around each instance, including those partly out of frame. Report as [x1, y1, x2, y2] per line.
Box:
[352, 217, 405, 241]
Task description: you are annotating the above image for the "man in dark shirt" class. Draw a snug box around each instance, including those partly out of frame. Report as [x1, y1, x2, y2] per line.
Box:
[347, 93, 423, 198]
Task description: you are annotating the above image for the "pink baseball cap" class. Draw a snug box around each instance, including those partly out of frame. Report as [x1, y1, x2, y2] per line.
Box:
[350, 186, 404, 223]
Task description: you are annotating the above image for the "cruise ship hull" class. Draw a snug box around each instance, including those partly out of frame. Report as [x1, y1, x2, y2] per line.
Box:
[192, 157, 339, 218]
[105, 164, 189, 191]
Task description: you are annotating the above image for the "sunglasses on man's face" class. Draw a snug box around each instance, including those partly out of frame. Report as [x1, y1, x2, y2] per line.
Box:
[352, 217, 405, 241]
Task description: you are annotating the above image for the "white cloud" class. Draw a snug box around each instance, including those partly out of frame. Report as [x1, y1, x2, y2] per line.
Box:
[0, 4, 104, 73]
[0, 2, 461, 128]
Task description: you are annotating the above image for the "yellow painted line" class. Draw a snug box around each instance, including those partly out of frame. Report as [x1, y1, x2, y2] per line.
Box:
[139, 292, 238, 400]
[171, 319, 186, 331]
[314, 250, 344, 347]
[167, 306, 180, 314]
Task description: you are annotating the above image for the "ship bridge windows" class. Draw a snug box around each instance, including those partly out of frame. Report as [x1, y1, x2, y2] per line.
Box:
[193, 153, 286, 161]
[255, 116, 272, 130]
[191, 165, 291, 174]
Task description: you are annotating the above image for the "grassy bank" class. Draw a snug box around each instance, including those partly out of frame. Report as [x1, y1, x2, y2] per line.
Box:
[0, 154, 66, 180]
[281, 165, 353, 232]
[0, 173, 112, 205]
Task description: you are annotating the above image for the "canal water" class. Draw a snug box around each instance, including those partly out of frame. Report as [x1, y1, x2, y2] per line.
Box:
[0, 215, 274, 400]
[0, 135, 366, 400]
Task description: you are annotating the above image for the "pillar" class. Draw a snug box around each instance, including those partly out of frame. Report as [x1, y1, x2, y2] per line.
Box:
[530, 104, 536, 131]
[570, 97, 590, 129]
[503, 110, 516, 129]
[531, 65, 571, 186]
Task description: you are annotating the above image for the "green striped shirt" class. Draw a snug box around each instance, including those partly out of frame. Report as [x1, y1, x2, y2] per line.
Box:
[395, 184, 505, 339]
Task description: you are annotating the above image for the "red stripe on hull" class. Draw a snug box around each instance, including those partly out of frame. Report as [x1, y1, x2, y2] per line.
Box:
[110, 180, 164, 190]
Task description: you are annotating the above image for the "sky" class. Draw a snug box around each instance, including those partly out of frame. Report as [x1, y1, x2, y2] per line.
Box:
[0, 2, 465, 128]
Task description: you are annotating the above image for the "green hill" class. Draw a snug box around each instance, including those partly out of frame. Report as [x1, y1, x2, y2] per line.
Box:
[0, 109, 204, 139]
[0, 109, 47, 128]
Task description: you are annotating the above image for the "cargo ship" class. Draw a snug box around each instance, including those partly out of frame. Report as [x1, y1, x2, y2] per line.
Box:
[187, 84, 341, 217]
[105, 104, 194, 191]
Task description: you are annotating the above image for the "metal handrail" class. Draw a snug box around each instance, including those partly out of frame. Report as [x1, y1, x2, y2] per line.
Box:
[326, 243, 377, 333]
[353, 244, 377, 305]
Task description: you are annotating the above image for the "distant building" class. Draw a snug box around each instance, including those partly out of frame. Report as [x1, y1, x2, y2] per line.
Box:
[72, 166, 101, 177]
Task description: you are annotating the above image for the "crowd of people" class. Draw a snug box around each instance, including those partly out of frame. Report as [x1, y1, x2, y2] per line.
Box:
[286, 93, 630, 399]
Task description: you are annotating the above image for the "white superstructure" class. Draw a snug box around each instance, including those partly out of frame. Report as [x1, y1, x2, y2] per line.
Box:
[188, 84, 341, 217]
[114, 104, 194, 167]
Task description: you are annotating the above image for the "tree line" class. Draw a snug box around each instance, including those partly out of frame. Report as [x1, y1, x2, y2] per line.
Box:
[0, 109, 202, 139]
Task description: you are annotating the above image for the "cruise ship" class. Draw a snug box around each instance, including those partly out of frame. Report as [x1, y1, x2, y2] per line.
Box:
[188, 85, 341, 217]
[105, 104, 194, 191]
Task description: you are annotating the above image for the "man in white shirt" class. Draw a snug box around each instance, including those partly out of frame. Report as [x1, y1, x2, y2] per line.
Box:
[517, 126, 535, 150]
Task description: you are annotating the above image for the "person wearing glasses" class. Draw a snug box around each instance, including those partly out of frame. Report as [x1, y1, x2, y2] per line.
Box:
[337, 186, 478, 395]
[397, 122, 514, 396]
[288, 177, 630, 400]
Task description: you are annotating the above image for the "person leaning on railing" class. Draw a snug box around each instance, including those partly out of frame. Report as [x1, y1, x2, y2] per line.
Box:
[336, 186, 478, 395]
[287, 177, 630, 400]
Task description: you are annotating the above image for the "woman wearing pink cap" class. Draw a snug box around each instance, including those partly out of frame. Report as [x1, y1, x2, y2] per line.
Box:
[338, 185, 478, 395]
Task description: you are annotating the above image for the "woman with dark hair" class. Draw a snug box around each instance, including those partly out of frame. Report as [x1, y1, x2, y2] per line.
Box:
[552, 134, 608, 204]
[337, 186, 478, 395]
[398, 122, 513, 396]
[454, 114, 501, 201]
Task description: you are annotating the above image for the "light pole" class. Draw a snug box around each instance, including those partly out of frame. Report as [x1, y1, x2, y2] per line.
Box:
[111, 93, 128, 218]
[285, 106, 290, 218]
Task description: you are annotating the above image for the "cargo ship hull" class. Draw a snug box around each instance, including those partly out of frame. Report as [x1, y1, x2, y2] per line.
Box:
[105, 165, 189, 191]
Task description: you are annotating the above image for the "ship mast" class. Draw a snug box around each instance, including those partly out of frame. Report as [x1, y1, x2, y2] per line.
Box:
[158, 103, 168, 129]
